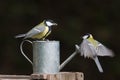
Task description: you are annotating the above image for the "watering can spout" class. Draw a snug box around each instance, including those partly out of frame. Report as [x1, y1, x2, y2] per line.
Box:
[59, 45, 79, 70]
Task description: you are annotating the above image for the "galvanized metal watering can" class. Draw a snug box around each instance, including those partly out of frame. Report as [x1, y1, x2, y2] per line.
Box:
[20, 40, 77, 74]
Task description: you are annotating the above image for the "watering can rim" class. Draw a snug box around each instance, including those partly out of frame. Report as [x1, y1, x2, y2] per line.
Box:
[33, 40, 59, 43]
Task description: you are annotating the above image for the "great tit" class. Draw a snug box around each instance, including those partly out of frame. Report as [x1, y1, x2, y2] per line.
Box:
[15, 19, 57, 40]
[76, 33, 114, 73]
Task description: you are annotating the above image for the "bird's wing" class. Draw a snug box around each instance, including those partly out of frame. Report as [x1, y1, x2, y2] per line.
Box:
[96, 41, 114, 57]
[24, 25, 45, 39]
[80, 39, 96, 58]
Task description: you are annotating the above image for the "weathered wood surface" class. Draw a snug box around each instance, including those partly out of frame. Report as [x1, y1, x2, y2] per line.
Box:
[31, 72, 84, 80]
[0, 75, 30, 80]
[0, 72, 84, 80]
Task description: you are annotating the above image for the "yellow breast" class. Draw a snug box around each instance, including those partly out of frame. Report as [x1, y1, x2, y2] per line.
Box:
[32, 27, 49, 39]
[88, 38, 98, 47]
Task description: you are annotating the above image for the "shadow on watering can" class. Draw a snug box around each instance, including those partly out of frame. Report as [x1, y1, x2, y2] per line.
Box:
[20, 40, 78, 74]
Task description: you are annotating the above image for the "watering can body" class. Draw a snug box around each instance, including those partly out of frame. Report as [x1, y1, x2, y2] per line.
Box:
[20, 40, 77, 74]
[33, 41, 60, 74]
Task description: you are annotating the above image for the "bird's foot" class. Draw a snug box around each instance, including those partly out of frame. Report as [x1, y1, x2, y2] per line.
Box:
[44, 39, 50, 41]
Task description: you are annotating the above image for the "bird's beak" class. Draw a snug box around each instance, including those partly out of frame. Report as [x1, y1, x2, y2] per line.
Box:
[53, 23, 57, 26]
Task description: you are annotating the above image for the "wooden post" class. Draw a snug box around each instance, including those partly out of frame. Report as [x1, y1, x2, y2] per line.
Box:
[0, 75, 30, 80]
[31, 72, 84, 80]
[0, 72, 84, 80]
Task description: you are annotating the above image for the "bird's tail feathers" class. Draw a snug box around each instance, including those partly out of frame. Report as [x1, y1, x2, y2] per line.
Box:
[94, 57, 103, 73]
[15, 34, 26, 38]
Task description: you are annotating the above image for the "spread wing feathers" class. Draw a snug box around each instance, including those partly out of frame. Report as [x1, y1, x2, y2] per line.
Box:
[96, 41, 114, 57]
[80, 39, 96, 58]
[94, 57, 103, 73]
[24, 25, 45, 39]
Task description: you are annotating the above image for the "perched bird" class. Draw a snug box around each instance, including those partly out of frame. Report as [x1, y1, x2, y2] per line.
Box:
[76, 33, 114, 73]
[15, 19, 57, 40]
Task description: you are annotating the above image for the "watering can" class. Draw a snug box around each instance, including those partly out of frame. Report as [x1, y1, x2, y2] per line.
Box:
[20, 40, 78, 74]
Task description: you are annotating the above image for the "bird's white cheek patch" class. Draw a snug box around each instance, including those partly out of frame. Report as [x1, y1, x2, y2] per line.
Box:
[46, 21, 53, 26]
[83, 35, 88, 39]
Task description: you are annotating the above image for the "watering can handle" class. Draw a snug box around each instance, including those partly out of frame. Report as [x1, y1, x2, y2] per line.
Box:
[20, 40, 33, 65]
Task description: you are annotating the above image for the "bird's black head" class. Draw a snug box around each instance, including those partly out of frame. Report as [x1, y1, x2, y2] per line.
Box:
[44, 19, 57, 27]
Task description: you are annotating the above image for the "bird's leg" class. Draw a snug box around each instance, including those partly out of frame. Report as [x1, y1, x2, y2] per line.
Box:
[45, 39, 50, 41]
[42, 38, 49, 41]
